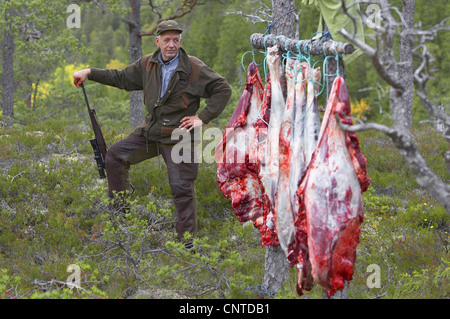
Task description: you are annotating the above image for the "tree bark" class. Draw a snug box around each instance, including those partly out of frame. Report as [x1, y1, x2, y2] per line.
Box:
[394, 0, 415, 134]
[385, 0, 415, 136]
[262, 245, 290, 293]
[261, 0, 296, 294]
[1, 0, 15, 127]
[128, 0, 143, 127]
[271, 0, 296, 39]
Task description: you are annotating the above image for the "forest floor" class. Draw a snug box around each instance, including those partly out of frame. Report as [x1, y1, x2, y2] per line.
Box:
[0, 118, 448, 299]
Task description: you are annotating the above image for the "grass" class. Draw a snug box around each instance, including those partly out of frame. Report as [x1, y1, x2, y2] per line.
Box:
[0, 118, 448, 299]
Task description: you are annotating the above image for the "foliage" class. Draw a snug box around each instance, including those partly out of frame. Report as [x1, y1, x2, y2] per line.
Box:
[351, 98, 371, 121]
[0, 0, 89, 121]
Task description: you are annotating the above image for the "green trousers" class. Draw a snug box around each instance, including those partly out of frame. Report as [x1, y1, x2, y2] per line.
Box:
[105, 133, 199, 240]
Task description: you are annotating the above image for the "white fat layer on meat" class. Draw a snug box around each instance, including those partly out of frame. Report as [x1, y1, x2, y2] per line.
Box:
[289, 67, 307, 215]
[260, 46, 285, 206]
[274, 58, 298, 255]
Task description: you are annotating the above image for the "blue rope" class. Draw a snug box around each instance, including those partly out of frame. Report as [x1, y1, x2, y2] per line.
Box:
[321, 43, 341, 103]
[264, 8, 296, 35]
[243, 8, 344, 122]
[241, 50, 253, 71]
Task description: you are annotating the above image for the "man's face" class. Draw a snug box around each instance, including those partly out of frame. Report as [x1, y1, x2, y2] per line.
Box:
[155, 31, 182, 61]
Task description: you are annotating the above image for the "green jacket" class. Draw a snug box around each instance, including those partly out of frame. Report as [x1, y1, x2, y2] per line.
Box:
[302, 0, 365, 65]
[88, 47, 232, 144]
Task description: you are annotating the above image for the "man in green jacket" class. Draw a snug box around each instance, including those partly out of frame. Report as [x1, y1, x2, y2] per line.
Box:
[73, 20, 232, 246]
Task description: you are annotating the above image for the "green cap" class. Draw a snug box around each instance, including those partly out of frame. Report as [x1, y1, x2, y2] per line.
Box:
[156, 20, 183, 35]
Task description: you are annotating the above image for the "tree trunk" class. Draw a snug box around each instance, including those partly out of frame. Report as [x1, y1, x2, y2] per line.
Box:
[271, 0, 296, 39]
[1, 0, 15, 127]
[261, 0, 296, 294]
[128, 0, 143, 127]
[394, 0, 415, 134]
[387, 0, 415, 136]
[262, 245, 289, 293]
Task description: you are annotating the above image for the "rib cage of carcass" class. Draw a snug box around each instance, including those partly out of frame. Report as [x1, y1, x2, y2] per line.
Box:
[215, 60, 278, 246]
[216, 45, 371, 298]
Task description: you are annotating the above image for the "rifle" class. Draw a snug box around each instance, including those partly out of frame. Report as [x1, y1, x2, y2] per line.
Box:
[81, 83, 108, 179]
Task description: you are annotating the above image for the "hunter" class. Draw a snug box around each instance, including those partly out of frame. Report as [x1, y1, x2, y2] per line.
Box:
[73, 20, 232, 248]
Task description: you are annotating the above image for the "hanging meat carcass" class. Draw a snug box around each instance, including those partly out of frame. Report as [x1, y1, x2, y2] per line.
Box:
[294, 75, 371, 297]
[251, 72, 279, 246]
[288, 62, 322, 225]
[273, 58, 300, 256]
[288, 62, 307, 216]
[285, 62, 322, 292]
[260, 46, 285, 206]
[215, 61, 271, 238]
[303, 63, 322, 162]
[259, 45, 285, 243]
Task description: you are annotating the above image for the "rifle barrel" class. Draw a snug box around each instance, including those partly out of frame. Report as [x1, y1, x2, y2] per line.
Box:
[81, 83, 108, 178]
[81, 83, 91, 111]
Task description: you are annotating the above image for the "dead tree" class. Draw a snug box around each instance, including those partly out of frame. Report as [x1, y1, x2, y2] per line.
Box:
[338, 0, 450, 213]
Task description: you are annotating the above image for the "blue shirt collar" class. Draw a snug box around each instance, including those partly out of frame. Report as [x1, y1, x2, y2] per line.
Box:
[158, 50, 180, 65]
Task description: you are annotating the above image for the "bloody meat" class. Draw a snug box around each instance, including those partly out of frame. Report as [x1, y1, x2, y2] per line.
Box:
[291, 75, 371, 297]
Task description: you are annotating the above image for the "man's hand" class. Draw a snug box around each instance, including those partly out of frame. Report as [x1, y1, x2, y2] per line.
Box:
[179, 115, 203, 132]
[73, 68, 91, 87]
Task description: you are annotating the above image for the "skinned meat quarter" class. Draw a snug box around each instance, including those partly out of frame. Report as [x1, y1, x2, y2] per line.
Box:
[215, 61, 275, 243]
[292, 75, 371, 297]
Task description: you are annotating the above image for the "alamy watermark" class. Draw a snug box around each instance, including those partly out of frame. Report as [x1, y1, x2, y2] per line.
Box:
[366, 4, 381, 29]
[366, 263, 381, 288]
[169, 126, 268, 165]
[66, 263, 81, 288]
[66, 4, 81, 29]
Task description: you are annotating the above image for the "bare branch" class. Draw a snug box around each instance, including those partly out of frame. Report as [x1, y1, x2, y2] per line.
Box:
[346, 1, 450, 135]
[411, 17, 450, 134]
[117, 16, 139, 28]
[358, 82, 386, 114]
[19, 23, 41, 41]
[338, 1, 405, 93]
[338, 27, 376, 57]
[336, 116, 450, 213]
[225, 0, 272, 25]
[140, 0, 198, 36]
[91, 0, 139, 28]
[225, 10, 269, 24]
[340, 0, 359, 40]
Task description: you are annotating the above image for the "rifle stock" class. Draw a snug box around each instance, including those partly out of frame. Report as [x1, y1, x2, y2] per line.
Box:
[82, 83, 108, 179]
